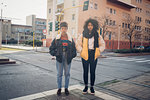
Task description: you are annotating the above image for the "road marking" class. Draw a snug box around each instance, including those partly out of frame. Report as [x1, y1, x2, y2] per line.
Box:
[135, 60, 150, 63]
[10, 85, 122, 100]
[105, 57, 149, 63]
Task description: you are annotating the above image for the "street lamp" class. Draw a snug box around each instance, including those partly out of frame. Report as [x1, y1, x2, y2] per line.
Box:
[0, 3, 7, 48]
[6, 33, 7, 44]
[118, 25, 121, 50]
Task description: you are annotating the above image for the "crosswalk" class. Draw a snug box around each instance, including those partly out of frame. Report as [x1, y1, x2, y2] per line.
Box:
[105, 57, 150, 64]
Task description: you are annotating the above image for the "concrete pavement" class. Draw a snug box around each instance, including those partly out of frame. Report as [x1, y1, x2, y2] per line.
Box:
[11, 85, 123, 100]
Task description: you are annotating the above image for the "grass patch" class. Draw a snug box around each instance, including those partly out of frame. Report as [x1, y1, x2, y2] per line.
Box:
[96, 79, 120, 87]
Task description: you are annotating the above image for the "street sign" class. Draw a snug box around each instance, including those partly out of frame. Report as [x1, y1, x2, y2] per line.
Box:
[43, 29, 47, 35]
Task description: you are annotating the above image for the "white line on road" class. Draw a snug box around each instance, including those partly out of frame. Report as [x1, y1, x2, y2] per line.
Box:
[135, 60, 150, 63]
[105, 57, 148, 62]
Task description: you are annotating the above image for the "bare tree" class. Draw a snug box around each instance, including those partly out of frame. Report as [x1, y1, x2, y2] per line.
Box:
[145, 24, 150, 45]
[96, 15, 111, 40]
[122, 15, 141, 49]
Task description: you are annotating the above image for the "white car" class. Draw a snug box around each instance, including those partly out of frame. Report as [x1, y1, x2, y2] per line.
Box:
[135, 46, 144, 50]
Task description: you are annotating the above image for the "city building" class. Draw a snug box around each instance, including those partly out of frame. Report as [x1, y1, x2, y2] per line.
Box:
[46, 0, 150, 49]
[1, 15, 47, 44]
[1, 19, 11, 44]
[26, 15, 46, 40]
[11, 24, 32, 43]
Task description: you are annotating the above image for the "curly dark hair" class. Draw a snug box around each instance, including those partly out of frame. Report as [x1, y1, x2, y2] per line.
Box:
[83, 18, 99, 31]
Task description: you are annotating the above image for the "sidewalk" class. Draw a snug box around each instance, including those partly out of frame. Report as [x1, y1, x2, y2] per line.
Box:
[10, 85, 123, 100]
[10, 72, 150, 100]
[96, 72, 150, 100]
[2, 45, 43, 51]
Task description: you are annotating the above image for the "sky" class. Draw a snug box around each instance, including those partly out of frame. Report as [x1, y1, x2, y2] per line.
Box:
[0, 0, 47, 25]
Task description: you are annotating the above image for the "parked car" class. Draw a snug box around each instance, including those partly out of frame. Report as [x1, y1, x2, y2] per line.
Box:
[134, 46, 145, 50]
[145, 46, 150, 50]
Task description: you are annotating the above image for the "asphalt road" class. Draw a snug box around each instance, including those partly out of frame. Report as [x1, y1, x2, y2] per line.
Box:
[0, 51, 150, 100]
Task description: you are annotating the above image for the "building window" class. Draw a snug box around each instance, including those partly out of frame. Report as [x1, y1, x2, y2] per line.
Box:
[94, 3, 98, 9]
[114, 9, 116, 14]
[125, 23, 127, 28]
[49, 9, 51, 13]
[110, 8, 112, 13]
[146, 11, 150, 16]
[113, 21, 116, 26]
[106, 19, 108, 25]
[135, 16, 142, 22]
[122, 23, 124, 28]
[145, 19, 150, 25]
[128, 24, 130, 28]
[136, 7, 142, 13]
[107, 7, 116, 15]
[145, 27, 150, 33]
[135, 25, 142, 31]
[21, 36, 24, 39]
[72, 14, 75, 20]
[136, 0, 142, 3]
[109, 32, 111, 40]
[109, 20, 112, 25]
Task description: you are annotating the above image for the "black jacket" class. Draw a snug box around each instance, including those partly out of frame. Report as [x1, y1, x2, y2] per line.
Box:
[49, 38, 77, 64]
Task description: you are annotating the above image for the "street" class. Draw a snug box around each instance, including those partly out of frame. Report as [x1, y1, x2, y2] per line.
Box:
[0, 50, 150, 100]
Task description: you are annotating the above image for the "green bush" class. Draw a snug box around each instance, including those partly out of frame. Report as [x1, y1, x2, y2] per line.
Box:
[114, 49, 150, 53]
[8, 38, 17, 44]
[24, 40, 43, 47]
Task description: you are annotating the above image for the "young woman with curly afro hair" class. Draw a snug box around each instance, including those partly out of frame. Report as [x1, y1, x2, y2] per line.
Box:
[76, 18, 105, 94]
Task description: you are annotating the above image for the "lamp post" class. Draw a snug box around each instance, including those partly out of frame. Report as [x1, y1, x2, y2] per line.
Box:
[6, 33, 7, 44]
[18, 31, 19, 46]
[118, 25, 121, 50]
[52, 0, 56, 40]
[0, 3, 7, 48]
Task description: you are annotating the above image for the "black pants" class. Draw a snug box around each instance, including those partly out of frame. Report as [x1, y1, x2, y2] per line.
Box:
[82, 50, 98, 86]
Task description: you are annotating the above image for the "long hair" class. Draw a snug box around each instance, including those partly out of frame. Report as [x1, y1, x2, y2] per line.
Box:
[83, 18, 99, 48]
[83, 18, 99, 31]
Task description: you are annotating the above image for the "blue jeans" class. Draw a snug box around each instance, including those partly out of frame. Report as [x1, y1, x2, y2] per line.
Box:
[56, 52, 71, 89]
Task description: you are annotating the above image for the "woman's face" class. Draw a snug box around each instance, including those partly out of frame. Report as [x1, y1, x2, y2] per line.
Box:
[88, 22, 93, 32]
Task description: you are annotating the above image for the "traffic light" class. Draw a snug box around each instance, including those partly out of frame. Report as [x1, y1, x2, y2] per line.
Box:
[55, 21, 60, 31]
[83, 1, 89, 11]
[49, 22, 53, 31]
[31, 32, 33, 36]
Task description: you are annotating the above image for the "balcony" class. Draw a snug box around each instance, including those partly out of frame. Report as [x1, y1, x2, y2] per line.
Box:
[107, 0, 136, 9]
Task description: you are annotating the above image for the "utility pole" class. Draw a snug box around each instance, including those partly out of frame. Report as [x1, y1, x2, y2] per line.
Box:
[118, 25, 121, 50]
[0, 3, 6, 49]
[18, 31, 19, 46]
[0, 9, 2, 48]
[52, 0, 56, 40]
[6, 33, 7, 44]
[33, 32, 35, 49]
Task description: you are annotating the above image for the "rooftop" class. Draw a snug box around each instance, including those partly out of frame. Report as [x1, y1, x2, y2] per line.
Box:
[107, 0, 136, 9]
